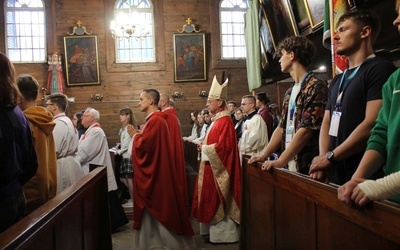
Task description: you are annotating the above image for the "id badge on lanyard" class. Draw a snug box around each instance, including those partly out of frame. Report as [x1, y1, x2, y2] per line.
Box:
[329, 111, 341, 137]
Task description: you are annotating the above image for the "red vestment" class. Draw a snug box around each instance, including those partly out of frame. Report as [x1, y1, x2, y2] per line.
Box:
[131, 111, 194, 236]
[162, 107, 188, 206]
[191, 110, 241, 224]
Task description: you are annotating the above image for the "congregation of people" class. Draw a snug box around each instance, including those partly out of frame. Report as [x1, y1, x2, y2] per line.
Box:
[1, 5, 400, 249]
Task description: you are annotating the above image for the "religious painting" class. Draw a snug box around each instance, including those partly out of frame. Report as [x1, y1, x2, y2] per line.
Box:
[63, 35, 100, 86]
[261, 0, 299, 50]
[288, 0, 311, 31]
[304, 0, 325, 28]
[173, 33, 206, 82]
[259, 8, 274, 70]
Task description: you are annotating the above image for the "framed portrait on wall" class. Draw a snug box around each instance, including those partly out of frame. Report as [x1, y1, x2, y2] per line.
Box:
[63, 35, 100, 86]
[304, 0, 325, 28]
[288, 0, 311, 31]
[261, 0, 299, 50]
[173, 33, 206, 82]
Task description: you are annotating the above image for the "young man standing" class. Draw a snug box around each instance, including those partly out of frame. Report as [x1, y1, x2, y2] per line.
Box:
[16, 74, 57, 214]
[248, 36, 328, 174]
[239, 95, 269, 165]
[309, 10, 397, 185]
[45, 93, 84, 194]
[337, 2, 400, 206]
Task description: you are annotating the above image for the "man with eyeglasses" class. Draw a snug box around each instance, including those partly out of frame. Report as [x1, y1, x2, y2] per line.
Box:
[45, 93, 84, 194]
[192, 76, 241, 244]
[16, 74, 58, 214]
[238, 95, 268, 166]
[75, 107, 128, 232]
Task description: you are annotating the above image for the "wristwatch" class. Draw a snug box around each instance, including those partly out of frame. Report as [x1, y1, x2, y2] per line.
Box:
[326, 151, 336, 163]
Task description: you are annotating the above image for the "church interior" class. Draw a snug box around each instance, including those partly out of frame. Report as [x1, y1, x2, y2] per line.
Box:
[1, 0, 400, 249]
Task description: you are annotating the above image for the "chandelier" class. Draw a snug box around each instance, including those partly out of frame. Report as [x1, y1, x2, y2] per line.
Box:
[110, 6, 149, 40]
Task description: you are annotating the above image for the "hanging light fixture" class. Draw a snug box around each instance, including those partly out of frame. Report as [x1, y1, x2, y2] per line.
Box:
[110, 4, 149, 40]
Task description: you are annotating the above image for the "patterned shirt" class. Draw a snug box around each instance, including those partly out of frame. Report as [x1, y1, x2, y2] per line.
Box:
[279, 72, 328, 174]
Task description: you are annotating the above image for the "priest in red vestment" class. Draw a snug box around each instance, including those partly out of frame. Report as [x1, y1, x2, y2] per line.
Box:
[129, 89, 194, 249]
[191, 76, 242, 244]
[158, 93, 189, 206]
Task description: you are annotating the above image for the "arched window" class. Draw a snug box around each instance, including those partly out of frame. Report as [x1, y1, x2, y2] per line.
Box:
[220, 0, 248, 59]
[4, 0, 46, 62]
[112, 0, 155, 63]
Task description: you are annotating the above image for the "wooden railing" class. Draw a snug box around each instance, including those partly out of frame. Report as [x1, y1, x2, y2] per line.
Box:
[241, 155, 400, 250]
[0, 167, 111, 250]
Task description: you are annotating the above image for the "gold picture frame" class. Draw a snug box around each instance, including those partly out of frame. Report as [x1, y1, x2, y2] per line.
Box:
[173, 33, 206, 82]
[63, 35, 100, 86]
[304, 0, 325, 28]
[261, 0, 299, 51]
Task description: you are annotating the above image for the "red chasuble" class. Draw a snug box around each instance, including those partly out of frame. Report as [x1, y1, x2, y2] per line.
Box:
[162, 107, 188, 206]
[191, 110, 241, 225]
[131, 111, 194, 236]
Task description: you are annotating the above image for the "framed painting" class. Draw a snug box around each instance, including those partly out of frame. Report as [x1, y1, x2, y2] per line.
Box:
[261, 0, 299, 50]
[260, 39, 268, 70]
[304, 0, 325, 28]
[288, 0, 311, 31]
[173, 33, 206, 82]
[63, 35, 100, 86]
[259, 9, 274, 69]
[260, 7, 276, 53]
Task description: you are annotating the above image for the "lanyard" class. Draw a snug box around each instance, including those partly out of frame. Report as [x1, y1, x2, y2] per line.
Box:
[289, 71, 311, 120]
[335, 54, 375, 110]
[335, 66, 360, 109]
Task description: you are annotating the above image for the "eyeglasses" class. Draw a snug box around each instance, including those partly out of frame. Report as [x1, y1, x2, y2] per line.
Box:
[45, 103, 54, 107]
[241, 103, 250, 106]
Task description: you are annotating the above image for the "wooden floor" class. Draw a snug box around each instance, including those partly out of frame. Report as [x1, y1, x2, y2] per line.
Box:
[112, 207, 239, 250]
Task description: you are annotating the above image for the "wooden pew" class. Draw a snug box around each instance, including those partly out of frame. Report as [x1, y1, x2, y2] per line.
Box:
[241, 155, 400, 250]
[0, 167, 112, 250]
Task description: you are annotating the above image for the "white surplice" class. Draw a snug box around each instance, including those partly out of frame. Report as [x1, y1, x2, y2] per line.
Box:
[75, 123, 117, 191]
[53, 113, 84, 194]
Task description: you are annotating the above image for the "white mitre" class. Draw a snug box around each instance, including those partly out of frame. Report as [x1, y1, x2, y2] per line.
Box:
[208, 75, 228, 100]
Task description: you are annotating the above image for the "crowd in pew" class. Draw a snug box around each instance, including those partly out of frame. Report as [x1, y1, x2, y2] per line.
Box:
[2, 4, 400, 249]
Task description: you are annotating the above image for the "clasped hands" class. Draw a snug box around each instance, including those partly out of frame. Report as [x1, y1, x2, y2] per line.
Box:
[126, 124, 142, 137]
[248, 155, 284, 171]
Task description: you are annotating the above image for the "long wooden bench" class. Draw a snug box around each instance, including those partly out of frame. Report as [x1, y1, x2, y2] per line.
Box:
[241, 155, 400, 249]
[0, 167, 112, 250]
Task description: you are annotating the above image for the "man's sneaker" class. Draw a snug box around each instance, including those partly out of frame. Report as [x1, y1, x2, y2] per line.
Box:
[122, 200, 133, 208]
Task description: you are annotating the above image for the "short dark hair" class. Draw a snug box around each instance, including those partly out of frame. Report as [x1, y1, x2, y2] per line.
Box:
[16, 74, 39, 101]
[227, 100, 237, 106]
[278, 36, 316, 67]
[47, 93, 68, 112]
[337, 9, 381, 44]
[256, 92, 270, 105]
[242, 95, 256, 104]
[143, 89, 160, 105]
